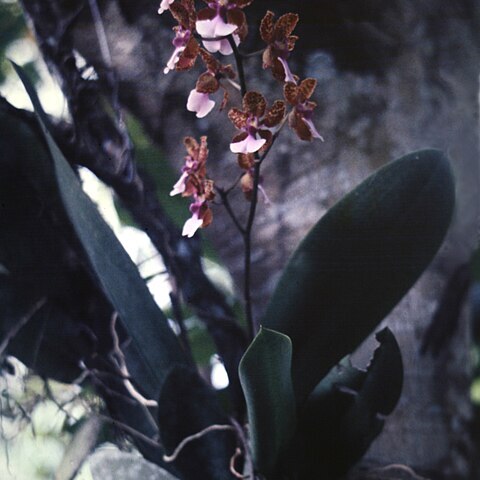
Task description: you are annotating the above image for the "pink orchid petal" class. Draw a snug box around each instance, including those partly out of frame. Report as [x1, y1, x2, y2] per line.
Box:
[302, 118, 324, 141]
[187, 89, 215, 118]
[170, 171, 188, 196]
[182, 214, 204, 237]
[211, 16, 238, 37]
[164, 46, 185, 74]
[196, 16, 237, 38]
[230, 134, 266, 154]
[158, 0, 174, 14]
[278, 57, 296, 83]
[218, 38, 234, 55]
[197, 16, 238, 55]
[201, 39, 223, 53]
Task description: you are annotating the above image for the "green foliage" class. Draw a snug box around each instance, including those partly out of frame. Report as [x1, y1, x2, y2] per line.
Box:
[239, 327, 296, 477]
[238, 150, 454, 478]
[14, 63, 187, 399]
[261, 149, 454, 405]
[8, 65, 456, 480]
[298, 328, 403, 477]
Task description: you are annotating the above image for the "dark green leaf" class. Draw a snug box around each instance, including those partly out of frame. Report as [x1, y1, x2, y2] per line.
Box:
[298, 328, 403, 479]
[13, 63, 187, 399]
[239, 327, 296, 477]
[262, 149, 454, 403]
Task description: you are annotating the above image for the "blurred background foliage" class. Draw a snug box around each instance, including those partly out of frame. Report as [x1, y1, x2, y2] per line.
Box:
[0, 1, 239, 478]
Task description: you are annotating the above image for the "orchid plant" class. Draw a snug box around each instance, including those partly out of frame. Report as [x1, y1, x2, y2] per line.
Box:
[150, 2, 455, 479]
[4, 1, 455, 479]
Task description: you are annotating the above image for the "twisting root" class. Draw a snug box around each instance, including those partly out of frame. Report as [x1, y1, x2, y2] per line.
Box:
[163, 424, 235, 462]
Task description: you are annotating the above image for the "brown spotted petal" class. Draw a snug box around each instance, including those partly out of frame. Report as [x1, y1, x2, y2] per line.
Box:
[263, 100, 286, 127]
[242, 91, 266, 117]
[287, 35, 298, 52]
[288, 110, 313, 141]
[198, 135, 209, 165]
[227, 8, 248, 40]
[299, 78, 317, 101]
[176, 37, 199, 71]
[228, 108, 249, 129]
[184, 136, 198, 155]
[221, 64, 236, 79]
[203, 179, 215, 201]
[196, 72, 219, 94]
[260, 11, 275, 44]
[220, 90, 229, 111]
[199, 48, 221, 73]
[231, 131, 249, 144]
[237, 153, 255, 170]
[200, 204, 213, 228]
[169, 3, 190, 29]
[272, 59, 287, 82]
[240, 171, 254, 200]
[284, 81, 299, 105]
[273, 13, 299, 41]
[196, 7, 215, 22]
[262, 46, 275, 69]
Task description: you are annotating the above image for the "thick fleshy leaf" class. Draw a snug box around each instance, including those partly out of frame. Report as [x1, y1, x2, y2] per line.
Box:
[298, 328, 403, 479]
[262, 149, 454, 403]
[239, 327, 296, 477]
[13, 63, 187, 399]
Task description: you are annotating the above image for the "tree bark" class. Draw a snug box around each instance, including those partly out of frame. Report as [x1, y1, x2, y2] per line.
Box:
[19, 0, 480, 477]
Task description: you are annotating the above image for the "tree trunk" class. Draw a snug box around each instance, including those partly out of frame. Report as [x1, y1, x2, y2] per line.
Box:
[19, 0, 480, 477]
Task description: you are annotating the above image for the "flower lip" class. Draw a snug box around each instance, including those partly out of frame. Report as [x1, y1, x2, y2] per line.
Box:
[187, 89, 216, 118]
[158, 0, 174, 15]
[164, 27, 192, 74]
[230, 134, 266, 154]
[182, 212, 204, 237]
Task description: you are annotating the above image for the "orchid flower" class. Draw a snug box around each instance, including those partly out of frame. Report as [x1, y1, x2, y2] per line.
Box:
[229, 92, 286, 154]
[260, 11, 299, 83]
[284, 79, 324, 141]
[196, 0, 251, 55]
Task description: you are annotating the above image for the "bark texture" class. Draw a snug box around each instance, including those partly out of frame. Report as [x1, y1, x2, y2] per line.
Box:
[19, 0, 480, 477]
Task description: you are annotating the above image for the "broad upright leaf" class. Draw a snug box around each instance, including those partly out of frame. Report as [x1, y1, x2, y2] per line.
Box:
[239, 327, 296, 477]
[13, 63, 187, 399]
[262, 149, 454, 403]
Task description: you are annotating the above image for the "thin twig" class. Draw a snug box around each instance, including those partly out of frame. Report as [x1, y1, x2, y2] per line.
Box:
[109, 313, 158, 407]
[217, 187, 246, 234]
[163, 424, 235, 462]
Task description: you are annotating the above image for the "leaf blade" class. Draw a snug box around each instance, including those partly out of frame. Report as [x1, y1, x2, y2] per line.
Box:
[239, 327, 296, 476]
